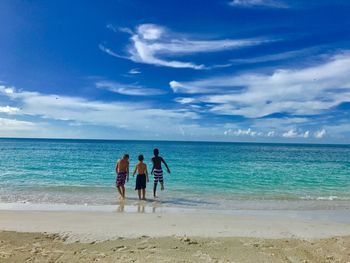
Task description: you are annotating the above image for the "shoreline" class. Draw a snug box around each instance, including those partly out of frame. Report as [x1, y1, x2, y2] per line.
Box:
[1, 206, 350, 242]
[1, 204, 350, 262]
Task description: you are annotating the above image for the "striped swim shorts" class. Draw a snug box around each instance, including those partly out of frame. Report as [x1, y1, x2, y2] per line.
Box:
[153, 169, 163, 184]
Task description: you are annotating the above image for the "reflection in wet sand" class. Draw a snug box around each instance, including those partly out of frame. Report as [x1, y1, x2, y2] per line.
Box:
[117, 201, 125, 212]
[137, 202, 145, 213]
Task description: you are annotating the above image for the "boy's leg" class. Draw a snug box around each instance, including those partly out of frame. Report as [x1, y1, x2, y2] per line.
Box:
[153, 182, 157, 197]
[159, 173, 164, 191]
[138, 189, 141, 200]
[121, 186, 125, 199]
[142, 189, 146, 200]
[117, 186, 123, 198]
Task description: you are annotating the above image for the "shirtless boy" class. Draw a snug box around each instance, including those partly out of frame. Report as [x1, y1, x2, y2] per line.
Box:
[116, 154, 129, 200]
[133, 154, 149, 200]
[151, 148, 170, 197]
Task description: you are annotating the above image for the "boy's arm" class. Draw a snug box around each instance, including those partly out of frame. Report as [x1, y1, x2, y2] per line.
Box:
[115, 161, 119, 174]
[161, 157, 171, 173]
[133, 165, 137, 177]
[151, 158, 155, 175]
[126, 161, 130, 181]
[145, 165, 149, 182]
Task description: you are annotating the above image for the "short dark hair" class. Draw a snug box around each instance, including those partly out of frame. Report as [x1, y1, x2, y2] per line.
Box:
[153, 148, 159, 156]
[138, 154, 144, 161]
[123, 154, 129, 159]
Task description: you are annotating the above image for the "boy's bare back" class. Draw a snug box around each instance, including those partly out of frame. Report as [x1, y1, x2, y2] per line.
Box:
[136, 162, 147, 174]
[117, 159, 129, 173]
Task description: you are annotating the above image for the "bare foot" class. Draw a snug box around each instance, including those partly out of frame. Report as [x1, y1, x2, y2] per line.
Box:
[161, 185, 164, 191]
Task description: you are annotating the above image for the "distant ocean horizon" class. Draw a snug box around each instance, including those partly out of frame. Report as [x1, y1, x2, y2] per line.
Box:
[1, 138, 350, 211]
[1, 137, 350, 146]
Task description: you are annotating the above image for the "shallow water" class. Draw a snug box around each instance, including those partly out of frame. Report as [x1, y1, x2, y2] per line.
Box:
[1, 138, 349, 210]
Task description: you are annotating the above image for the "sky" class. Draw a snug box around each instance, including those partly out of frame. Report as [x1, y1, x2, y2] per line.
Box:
[0, 0, 350, 143]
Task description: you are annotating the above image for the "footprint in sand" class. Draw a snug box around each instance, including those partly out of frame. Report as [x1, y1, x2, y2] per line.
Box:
[0, 252, 13, 259]
[137, 246, 148, 250]
[180, 237, 199, 245]
[112, 245, 128, 252]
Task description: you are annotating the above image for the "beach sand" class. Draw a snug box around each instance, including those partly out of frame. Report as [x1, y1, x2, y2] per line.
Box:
[1, 231, 349, 262]
[0, 208, 350, 262]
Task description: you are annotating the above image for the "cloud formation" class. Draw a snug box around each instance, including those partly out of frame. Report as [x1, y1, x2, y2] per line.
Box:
[0, 106, 20, 114]
[0, 85, 197, 133]
[229, 0, 288, 8]
[171, 52, 350, 118]
[102, 24, 269, 69]
[0, 118, 35, 131]
[95, 81, 165, 96]
[282, 129, 310, 138]
[314, 128, 326, 139]
[128, 68, 141, 74]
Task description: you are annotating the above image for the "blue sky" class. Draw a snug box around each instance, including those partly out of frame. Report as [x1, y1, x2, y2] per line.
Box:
[0, 0, 350, 143]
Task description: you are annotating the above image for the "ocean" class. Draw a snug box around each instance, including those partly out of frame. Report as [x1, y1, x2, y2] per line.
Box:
[1, 138, 349, 211]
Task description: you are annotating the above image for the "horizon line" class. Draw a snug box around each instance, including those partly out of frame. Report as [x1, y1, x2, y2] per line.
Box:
[0, 136, 349, 146]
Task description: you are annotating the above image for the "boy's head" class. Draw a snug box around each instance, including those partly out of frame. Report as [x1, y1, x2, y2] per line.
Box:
[123, 154, 129, 160]
[138, 154, 144, 162]
[153, 148, 159, 156]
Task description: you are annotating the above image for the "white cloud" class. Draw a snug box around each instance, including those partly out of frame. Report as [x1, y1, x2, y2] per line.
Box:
[267, 131, 276, 137]
[0, 105, 20, 114]
[128, 68, 141, 74]
[174, 97, 196, 104]
[95, 81, 165, 96]
[171, 52, 350, 118]
[2, 87, 15, 94]
[0, 85, 198, 133]
[303, 130, 310, 138]
[282, 129, 298, 138]
[103, 24, 269, 70]
[224, 128, 258, 137]
[282, 129, 310, 138]
[0, 118, 35, 131]
[137, 24, 164, 40]
[314, 128, 326, 139]
[230, 0, 288, 8]
[98, 44, 126, 59]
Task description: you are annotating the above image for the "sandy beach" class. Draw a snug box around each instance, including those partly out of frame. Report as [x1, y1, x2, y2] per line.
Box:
[1, 205, 350, 262]
[1, 231, 349, 263]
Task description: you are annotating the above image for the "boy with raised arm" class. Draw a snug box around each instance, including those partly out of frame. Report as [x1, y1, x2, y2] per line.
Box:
[116, 154, 129, 200]
[151, 148, 170, 198]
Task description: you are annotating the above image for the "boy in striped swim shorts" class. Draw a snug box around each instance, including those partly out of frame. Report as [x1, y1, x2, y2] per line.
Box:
[151, 148, 170, 198]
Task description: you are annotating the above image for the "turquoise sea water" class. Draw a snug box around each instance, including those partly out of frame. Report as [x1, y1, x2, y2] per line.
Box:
[0, 138, 350, 210]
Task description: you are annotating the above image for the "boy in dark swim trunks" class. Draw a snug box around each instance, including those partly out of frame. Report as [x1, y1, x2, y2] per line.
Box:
[116, 154, 129, 200]
[151, 148, 170, 198]
[133, 154, 149, 200]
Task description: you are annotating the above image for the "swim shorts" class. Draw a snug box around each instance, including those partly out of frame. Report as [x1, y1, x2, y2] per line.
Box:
[135, 174, 146, 190]
[116, 172, 127, 187]
[153, 169, 163, 184]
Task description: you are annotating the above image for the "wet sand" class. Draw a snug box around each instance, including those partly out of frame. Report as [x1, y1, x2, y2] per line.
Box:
[0, 207, 350, 262]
